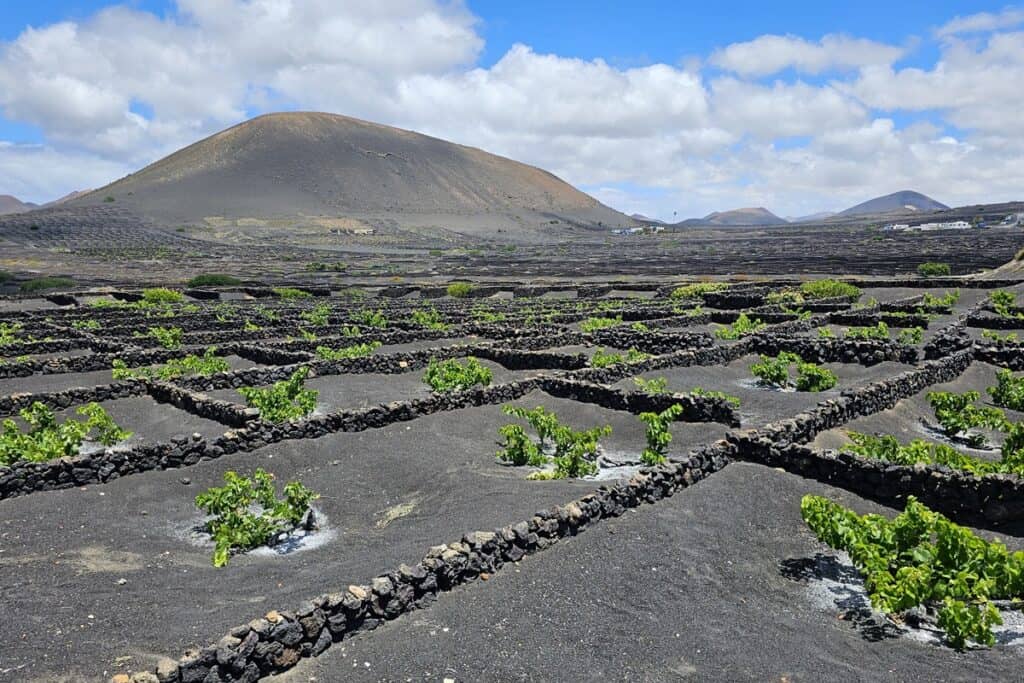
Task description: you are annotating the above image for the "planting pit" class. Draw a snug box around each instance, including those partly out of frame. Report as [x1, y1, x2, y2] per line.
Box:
[279, 463, 1024, 682]
[812, 361, 1023, 457]
[618, 355, 914, 427]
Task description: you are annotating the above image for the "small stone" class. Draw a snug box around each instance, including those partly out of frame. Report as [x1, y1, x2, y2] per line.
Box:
[265, 610, 282, 623]
[111, 675, 131, 683]
[480, 572, 491, 581]
[180, 477, 191, 485]
[130, 673, 159, 683]
[347, 585, 368, 600]
[117, 578, 128, 585]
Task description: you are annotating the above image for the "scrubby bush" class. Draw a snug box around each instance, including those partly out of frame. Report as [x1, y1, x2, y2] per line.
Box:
[141, 287, 184, 304]
[714, 313, 766, 340]
[801, 494, 1018, 649]
[794, 361, 838, 392]
[990, 290, 1019, 318]
[301, 303, 332, 327]
[639, 403, 683, 465]
[898, 327, 924, 345]
[580, 316, 622, 332]
[195, 469, 318, 567]
[20, 276, 73, 293]
[0, 402, 131, 466]
[423, 357, 492, 392]
[239, 367, 318, 422]
[411, 307, 449, 331]
[356, 308, 387, 328]
[920, 290, 960, 309]
[750, 352, 801, 388]
[314, 341, 381, 360]
[633, 376, 669, 395]
[498, 405, 611, 478]
[273, 287, 311, 299]
[988, 369, 1024, 412]
[135, 325, 183, 349]
[112, 347, 229, 380]
[446, 282, 475, 298]
[799, 279, 861, 300]
[591, 347, 650, 368]
[689, 386, 741, 406]
[926, 390, 1007, 447]
[917, 262, 952, 277]
[982, 330, 1019, 344]
[844, 322, 890, 340]
[186, 274, 241, 287]
[669, 282, 727, 300]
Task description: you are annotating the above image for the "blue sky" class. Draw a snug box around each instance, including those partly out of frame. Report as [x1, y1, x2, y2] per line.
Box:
[0, 1, 1021, 218]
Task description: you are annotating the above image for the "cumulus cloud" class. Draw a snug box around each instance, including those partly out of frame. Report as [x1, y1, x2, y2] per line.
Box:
[935, 7, 1024, 37]
[0, 1, 1021, 219]
[709, 34, 906, 77]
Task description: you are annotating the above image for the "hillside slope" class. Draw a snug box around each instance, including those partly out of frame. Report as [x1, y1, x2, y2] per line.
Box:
[72, 112, 632, 240]
[838, 190, 948, 217]
[0, 195, 36, 215]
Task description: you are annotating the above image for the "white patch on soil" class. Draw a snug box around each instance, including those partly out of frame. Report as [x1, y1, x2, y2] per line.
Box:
[797, 551, 1024, 649]
[174, 507, 335, 559]
[737, 378, 795, 393]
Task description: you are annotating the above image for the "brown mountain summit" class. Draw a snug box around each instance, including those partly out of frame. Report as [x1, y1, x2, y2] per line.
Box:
[72, 112, 632, 240]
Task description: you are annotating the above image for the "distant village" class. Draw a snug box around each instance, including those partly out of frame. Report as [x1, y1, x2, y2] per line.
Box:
[883, 213, 1024, 232]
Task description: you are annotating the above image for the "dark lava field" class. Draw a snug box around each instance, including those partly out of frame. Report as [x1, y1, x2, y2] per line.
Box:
[2, 271, 1024, 682]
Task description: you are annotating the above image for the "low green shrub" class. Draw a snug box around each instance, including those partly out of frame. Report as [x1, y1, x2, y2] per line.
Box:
[917, 262, 952, 277]
[446, 282, 475, 298]
[136, 325, 183, 349]
[926, 390, 1007, 447]
[20, 276, 73, 293]
[750, 351, 801, 388]
[273, 287, 311, 299]
[714, 313, 766, 340]
[988, 369, 1024, 412]
[990, 290, 1019, 318]
[195, 469, 318, 567]
[639, 403, 683, 465]
[633, 376, 669, 395]
[689, 386, 741, 407]
[423, 357, 492, 392]
[301, 303, 332, 327]
[112, 347, 229, 380]
[580, 316, 622, 332]
[982, 330, 1019, 344]
[795, 361, 838, 392]
[141, 287, 184, 304]
[0, 402, 131, 466]
[591, 347, 650, 368]
[356, 309, 387, 328]
[898, 327, 924, 345]
[669, 282, 727, 300]
[411, 307, 449, 331]
[799, 279, 861, 300]
[921, 290, 960, 309]
[844, 322, 890, 340]
[314, 341, 382, 360]
[239, 367, 318, 422]
[801, 494, 1017, 649]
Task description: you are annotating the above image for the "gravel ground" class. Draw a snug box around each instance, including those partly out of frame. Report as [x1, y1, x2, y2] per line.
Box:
[812, 361, 1024, 456]
[274, 463, 1024, 683]
[616, 356, 914, 428]
[0, 393, 705, 682]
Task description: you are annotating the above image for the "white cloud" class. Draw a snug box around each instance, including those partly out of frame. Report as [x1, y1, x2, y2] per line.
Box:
[0, 1, 1022, 220]
[935, 7, 1024, 37]
[709, 34, 906, 77]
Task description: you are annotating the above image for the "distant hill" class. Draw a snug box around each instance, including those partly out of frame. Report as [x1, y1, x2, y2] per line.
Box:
[788, 211, 837, 223]
[838, 191, 948, 217]
[686, 207, 788, 226]
[70, 112, 633, 240]
[45, 190, 91, 207]
[0, 195, 37, 215]
[631, 213, 665, 224]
